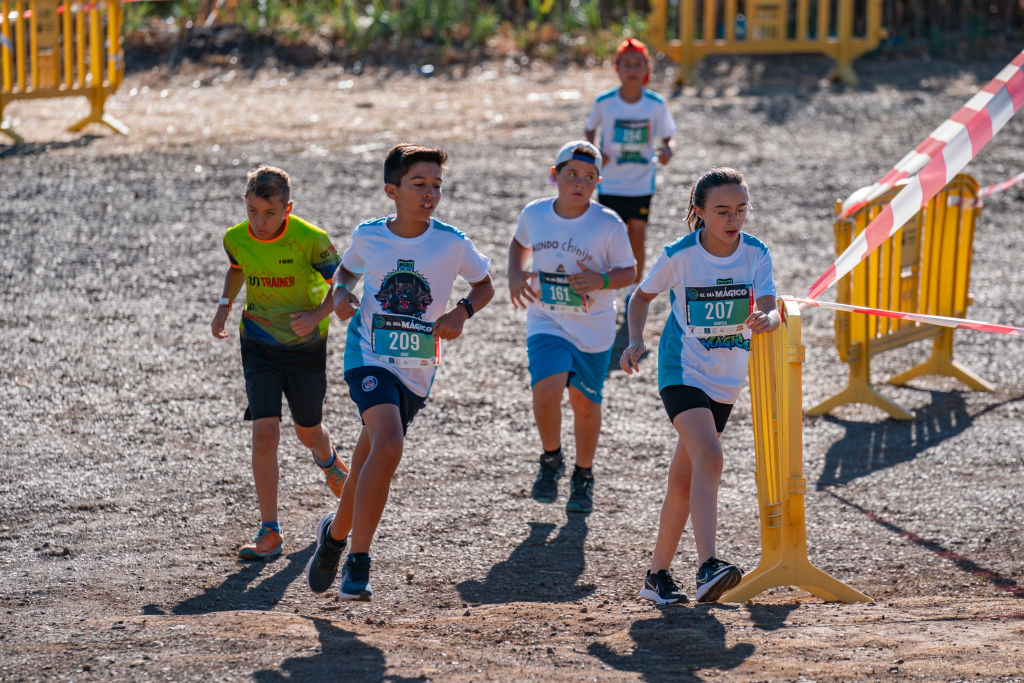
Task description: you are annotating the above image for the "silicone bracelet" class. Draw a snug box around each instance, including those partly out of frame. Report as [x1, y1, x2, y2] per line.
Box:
[601, 272, 610, 289]
[218, 297, 232, 309]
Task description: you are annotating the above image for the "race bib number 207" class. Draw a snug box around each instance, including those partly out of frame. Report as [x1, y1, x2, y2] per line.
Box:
[684, 283, 753, 337]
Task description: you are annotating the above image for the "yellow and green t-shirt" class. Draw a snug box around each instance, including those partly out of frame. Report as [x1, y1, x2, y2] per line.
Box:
[223, 215, 341, 347]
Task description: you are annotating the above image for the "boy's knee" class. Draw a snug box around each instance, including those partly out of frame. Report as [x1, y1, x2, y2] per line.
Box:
[251, 420, 280, 446]
[372, 433, 404, 461]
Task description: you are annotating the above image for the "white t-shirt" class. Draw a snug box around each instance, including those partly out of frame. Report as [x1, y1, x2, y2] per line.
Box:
[585, 87, 678, 197]
[512, 198, 635, 352]
[342, 216, 491, 398]
[639, 229, 776, 404]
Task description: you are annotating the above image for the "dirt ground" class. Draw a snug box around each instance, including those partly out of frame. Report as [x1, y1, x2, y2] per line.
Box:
[2, 51, 1023, 681]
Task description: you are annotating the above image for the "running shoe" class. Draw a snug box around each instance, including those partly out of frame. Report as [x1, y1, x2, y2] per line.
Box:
[305, 512, 347, 593]
[695, 556, 743, 603]
[237, 526, 283, 560]
[566, 468, 594, 514]
[531, 451, 564, 503]
[339, 553, 373, 601]
[319, 448, 348, 498]
[639, 569, 688, 605]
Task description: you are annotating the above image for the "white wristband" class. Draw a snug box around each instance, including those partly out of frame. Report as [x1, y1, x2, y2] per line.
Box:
[218, 297, 232, 309]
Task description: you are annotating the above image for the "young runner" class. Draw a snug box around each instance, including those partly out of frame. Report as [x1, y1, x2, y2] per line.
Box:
[621, 168, 779, 603]
[211, 165, 349, 561]
[585, 38, 677, 296]
[508, 140, 636, 514]
[304, 143, 494, 601]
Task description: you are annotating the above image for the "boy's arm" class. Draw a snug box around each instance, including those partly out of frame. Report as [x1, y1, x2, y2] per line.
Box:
[567, 260, 636, 294]
[657, 136, 674, 165]
[211, 266, 244, 339]
[508, 238, 537, 309]
[332, 265, 362, 321]
[620, 288, 657, 374]
[433, 275, 495, 341]
[289, 286, 337, 338]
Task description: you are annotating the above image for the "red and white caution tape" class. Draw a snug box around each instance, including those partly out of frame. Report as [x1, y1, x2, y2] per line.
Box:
[840, 50, 1024, 219]
[785, 296, 1023, 336]
[948, 169, 1024, 207]
[805, 51, 1024, 301]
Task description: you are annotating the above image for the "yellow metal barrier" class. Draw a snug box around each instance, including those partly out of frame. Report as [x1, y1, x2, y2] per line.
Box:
[648, 0, 885, 85]
[721, 297, 870, 604]
[807, 174, 993, 421]
[1, 0, 127, 142]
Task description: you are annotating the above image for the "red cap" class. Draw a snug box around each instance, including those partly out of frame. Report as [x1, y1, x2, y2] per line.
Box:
[615, 38, 651, 85]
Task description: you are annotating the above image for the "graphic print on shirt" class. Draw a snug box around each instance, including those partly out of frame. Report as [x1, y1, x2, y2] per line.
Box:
[372, 259, 439, 367]
[613, 118, 651, 164]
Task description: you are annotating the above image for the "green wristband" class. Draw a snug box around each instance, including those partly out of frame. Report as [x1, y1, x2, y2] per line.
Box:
[601, 272, 610, 289]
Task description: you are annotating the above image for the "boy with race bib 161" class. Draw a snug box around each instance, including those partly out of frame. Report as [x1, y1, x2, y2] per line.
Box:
[304, 143, 494, 602]
[508, 140, 636, 514]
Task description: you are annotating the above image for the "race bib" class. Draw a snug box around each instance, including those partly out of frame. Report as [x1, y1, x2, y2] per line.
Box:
[538, 271, 588, 314]
[684, 283, 753, 337]
[371, 314, 440, 367]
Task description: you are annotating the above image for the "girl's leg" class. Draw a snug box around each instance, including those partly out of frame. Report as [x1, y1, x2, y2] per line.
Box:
[251, 416, 282, 523]
[649, 407, 721, 571]
[532, 372, 568, 451]
[567, 386, 601, 468]
[672, 408, 724, 565]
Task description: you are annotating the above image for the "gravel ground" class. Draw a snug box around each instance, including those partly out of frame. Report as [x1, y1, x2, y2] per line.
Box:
[1, 52, 1023, 681]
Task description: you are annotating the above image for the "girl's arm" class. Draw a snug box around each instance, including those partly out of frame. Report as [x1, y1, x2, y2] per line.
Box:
[746, 294, 780, 335]
[620, 288, 658, 374]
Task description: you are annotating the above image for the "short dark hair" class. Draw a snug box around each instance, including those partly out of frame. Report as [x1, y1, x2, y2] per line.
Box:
[686, 167, 747, 232]
[383, 143, 448, 186]
[245, 165, 291, 203]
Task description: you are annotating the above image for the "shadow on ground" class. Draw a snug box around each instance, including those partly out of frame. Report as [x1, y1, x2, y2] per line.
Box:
[456, 516, 593, 603]
[588, 602, 791, 682]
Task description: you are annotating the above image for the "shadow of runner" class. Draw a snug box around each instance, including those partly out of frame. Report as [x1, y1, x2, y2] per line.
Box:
[589, 604, 755, 682]
[252, 617, 421, 683]
[456, 516, 593, 604]
[161, 542, 314, 615]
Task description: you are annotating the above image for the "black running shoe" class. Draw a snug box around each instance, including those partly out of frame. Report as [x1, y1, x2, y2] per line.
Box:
[530, 451, 564, 503]
[639, 569, 688, 605]
[566, 468, 593, 514]
[339, 553, 373, 601]
[695, 556, 743, 603]
[305, 512, 346, 594]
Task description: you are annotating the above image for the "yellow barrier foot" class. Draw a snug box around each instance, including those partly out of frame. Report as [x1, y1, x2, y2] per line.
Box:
[826, 61, 859, 86]
[719, 557, 872, 604]
[886, 333, 995, 392]
[1, 119, 26, 144]
[68, 112, 129, 136]
[806, 383, 914, 421]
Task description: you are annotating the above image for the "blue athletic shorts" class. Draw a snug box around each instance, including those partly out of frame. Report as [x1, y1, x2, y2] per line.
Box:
[526, 333, 611, 404]
[344, 366, 427, 435]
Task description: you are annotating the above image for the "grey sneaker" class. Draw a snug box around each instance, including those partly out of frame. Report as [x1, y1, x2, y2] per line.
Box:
[695, 556, 742, 603]
[566, 468, 593, 514]
[530, 451, 564, 503]
[639, 569, 688, 605]
[305, 513, 346, 594]
[339, 553, 373, 601]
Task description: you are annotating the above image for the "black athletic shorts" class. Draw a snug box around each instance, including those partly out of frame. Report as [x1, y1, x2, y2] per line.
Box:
[240, 336, 327, 427]
[598, 193, 652, 222]
[344, 366, 427, 435]
[660, 384, 734, 434]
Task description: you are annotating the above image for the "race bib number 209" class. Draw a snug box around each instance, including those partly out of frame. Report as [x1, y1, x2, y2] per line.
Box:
[371, 314, 440, 367]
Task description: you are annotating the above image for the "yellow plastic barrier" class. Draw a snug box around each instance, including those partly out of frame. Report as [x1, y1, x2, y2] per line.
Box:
[807, 173, 993, 421]
[720, 297, 870, 604]
[1, 0, 127, 142]
[647, 0, 885, 85]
